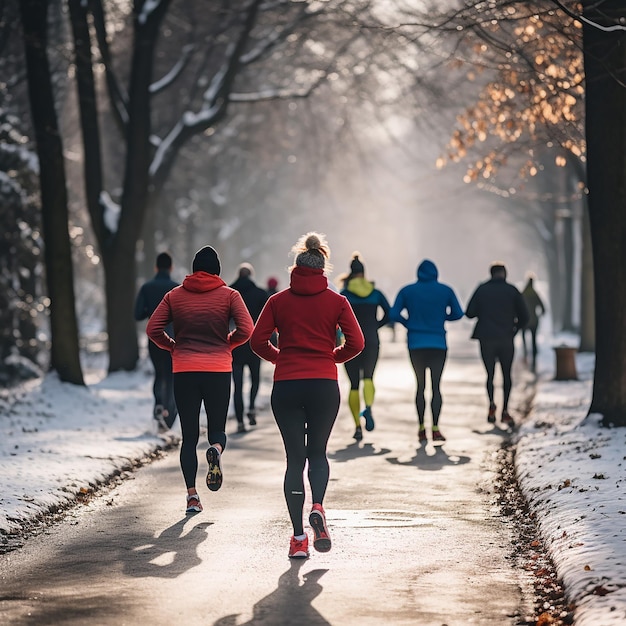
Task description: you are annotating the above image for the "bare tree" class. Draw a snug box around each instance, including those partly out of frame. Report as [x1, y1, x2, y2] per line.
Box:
[67, 0, 411, 371]
[407, 0, 626, 424]
[19, 0, 84, 385]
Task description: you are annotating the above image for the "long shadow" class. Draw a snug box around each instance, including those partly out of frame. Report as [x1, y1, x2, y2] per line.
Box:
[329, 441, 391, 463]
[386, 444, 470, 471]
[213, 560, 330, 625]
[124, 516, 212, 579]
[471, 424, 512, 438]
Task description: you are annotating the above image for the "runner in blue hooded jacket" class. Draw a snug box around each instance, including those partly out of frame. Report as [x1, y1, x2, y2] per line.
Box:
[390, 259, 464, 444]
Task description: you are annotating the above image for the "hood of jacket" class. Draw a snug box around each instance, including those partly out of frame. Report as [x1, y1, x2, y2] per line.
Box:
[289, 266, 328, 296]
[417, 259, 438, 282]
[182, 271, 226, 293]
[346, 277, 375, 298]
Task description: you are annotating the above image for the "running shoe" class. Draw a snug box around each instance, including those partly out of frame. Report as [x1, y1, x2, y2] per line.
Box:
[247, 411, 257, 426]
[288, 535, 309, 559]
[353, 426, 363, 441]
[236, 422, 246, 434]
[501, 411, 515, 426]
[309, 503, 331, 553]
[206, 446, 223, 491]
[154, 404, 169, 432]
[418, 427, 427, 443]
[361, 406, 375, 432]
[487, 404, 497, 424]
[432, 428, 446, 443]
[186, 493, 203, 514]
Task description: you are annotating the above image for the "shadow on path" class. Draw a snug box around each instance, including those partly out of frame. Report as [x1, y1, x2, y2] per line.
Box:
[125, 516, 212, 579]
[329, 441, 391, 462]
[386, 444, 470, 471]
[213, 560, 330, 625]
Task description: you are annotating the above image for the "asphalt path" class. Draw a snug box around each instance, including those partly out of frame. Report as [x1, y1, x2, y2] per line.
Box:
[0, 327, 534, 625]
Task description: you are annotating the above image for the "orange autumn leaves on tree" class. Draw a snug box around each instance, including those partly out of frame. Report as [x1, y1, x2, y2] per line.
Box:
[438, 9, 585, 182]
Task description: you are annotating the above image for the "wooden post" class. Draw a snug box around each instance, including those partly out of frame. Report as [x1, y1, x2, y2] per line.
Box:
[554, 346, 578, 380]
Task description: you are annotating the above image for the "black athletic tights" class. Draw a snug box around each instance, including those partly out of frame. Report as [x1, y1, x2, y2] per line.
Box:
[174, 371, 230, 489]
[271, 379, 340, 536]
[479, 338, 515, 409]
[408, 348, 447, 426]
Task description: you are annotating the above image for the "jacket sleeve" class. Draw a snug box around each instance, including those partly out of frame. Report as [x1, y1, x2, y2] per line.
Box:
[250, 299, 280, 363]
[376, 291, 392, 329]
[134, 286, 148, 321]
[333, 298, 365, 363]
[514, 290, 530, 332]
[228, 290, 254, 349]
[389, 290, 407, 326]
[146, 293, 175, 352]
[446, 288, 465, 321]
[465, 287, 479, 319]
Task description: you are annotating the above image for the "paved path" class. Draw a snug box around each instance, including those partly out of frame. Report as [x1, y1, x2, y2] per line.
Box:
[0, 328, 533, 625]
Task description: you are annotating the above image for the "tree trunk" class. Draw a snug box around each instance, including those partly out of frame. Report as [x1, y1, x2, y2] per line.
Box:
[582, 1, 626, 425]
[20, 0, 84, 385]
[579, 200, 595, 352]
[104, 0, 171, 372]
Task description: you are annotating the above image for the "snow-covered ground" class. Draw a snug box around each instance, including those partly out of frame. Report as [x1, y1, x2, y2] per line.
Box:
[1, 340, 624, 625]
[514, 347, 626, 626]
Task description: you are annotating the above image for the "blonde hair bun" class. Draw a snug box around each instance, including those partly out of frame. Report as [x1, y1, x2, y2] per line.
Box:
[290, 231, 332, 274]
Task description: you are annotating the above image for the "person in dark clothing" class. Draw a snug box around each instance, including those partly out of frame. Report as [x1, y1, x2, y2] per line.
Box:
[521, 275, 546, 372]
[134, 252, 179, 432]
[250, 232, 364, 559]
[339, 253, 390, 441]
[229, 263, 269, 433]
[465, 263, 529, 426]
[390, 259, 464, 444]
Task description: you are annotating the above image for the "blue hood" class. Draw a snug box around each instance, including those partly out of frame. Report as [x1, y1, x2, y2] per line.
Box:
[417, 259, 438, 282]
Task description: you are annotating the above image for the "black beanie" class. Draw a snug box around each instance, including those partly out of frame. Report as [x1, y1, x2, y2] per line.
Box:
[350, 255, 365, 275]
[192, 246, 221, 275]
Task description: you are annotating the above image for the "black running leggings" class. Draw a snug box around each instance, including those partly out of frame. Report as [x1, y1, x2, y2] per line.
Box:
[344, 341, 380, 390]
[174, 371, 230, 489]
[232, 347, 261, 421]
[408, 348, 447, 426]
[478, 338, 515, 409]
[148, 341, 177, 424]
[271, 379, 340, 536]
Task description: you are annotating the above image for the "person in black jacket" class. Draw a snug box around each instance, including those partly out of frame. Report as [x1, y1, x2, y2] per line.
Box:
[230, 263, 269, 433]
[134, 252, 179, 432]
[465, 263, 529, 427]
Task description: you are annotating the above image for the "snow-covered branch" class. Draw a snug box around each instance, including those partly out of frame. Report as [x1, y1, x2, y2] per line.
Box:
[240, 7, 320, 65]
[550, 0, 626, 32]
[149, 44, 196, 95]
[99, 190, 121, 234]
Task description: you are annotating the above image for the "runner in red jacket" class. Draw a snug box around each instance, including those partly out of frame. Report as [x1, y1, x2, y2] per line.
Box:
[250, 232, 364, 559]
[147, 245, 253, 515]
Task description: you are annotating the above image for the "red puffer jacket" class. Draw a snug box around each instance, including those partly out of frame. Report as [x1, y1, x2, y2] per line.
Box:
[147, 271, 253, 373]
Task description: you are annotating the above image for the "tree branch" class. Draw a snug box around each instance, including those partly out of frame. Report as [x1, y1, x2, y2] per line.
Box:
[149, 43, 196, 94]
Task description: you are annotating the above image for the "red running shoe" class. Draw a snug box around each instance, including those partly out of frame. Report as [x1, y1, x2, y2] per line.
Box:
[186, 493, 202, 514]
[432, 428, 446, 443]
[487, 404, 497, 424]
[501, 411, 515, 426]
[309, 503, 331, 553]
[418, 427, 427, 443]
[288, 535, 309, 559]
